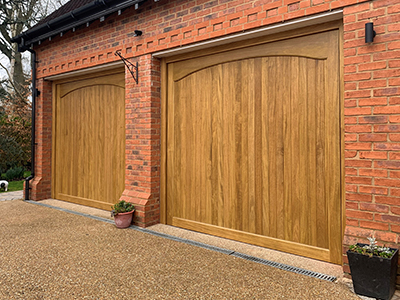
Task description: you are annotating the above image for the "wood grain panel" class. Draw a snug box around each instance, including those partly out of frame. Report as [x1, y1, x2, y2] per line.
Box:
[165, 30, 342, 263]
[54, 72, 125, 211]
[172, 31, 332, 82]
[173, 217, 331, 262]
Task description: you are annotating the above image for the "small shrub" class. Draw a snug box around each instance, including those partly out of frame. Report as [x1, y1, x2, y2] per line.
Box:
[5, 166, 25, 181]
[111, 200, 135, 217]
[348, 237, 395, 259]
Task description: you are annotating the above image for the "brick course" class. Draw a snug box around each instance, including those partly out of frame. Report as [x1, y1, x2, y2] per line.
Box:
[29, 0, 400, 282]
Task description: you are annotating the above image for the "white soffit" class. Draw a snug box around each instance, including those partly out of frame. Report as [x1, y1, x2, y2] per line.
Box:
[45, 61, 124, 81]
[153, 10, 343, 58]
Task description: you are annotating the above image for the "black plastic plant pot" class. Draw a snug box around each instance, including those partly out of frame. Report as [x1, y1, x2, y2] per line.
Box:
[347, 244, 399, 300]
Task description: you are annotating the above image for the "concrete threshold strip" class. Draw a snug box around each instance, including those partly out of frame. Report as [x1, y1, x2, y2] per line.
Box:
[27, 200, 337, 283]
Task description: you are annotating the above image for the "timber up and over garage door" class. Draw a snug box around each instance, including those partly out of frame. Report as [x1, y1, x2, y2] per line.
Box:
[164, 27, 343, 264]
[53, 70, 125, 210]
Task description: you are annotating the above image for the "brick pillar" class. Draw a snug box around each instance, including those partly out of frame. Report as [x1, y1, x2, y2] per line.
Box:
[119, 54, 161, 227]
[342, 0, 400, 282]
[29, 78, 52, 200]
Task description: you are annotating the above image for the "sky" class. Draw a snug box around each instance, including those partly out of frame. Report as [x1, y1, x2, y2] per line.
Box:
[0, 53, 31, 81]
[0, 54, 11, 81]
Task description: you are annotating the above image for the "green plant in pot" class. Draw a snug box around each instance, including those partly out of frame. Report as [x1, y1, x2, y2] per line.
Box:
[347, 237, 398, 300]
[111, 200, 135, 229]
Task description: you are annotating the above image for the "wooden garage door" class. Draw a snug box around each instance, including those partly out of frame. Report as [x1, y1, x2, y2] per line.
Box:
[165, 29, 342, 263]
[53, 71, 125, 210]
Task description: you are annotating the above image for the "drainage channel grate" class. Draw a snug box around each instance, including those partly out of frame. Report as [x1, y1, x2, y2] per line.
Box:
[26, 200, 336, 283]
[230, 252, 337, 282]
[140, 229, 336, 282]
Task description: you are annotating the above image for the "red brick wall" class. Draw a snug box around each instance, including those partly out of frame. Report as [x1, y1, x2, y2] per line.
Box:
[30, 79, 52, 200]
[35, 0, 372, 78]
[342, 0, 400, 282]
[119, 54, 161, 227]
[30, 0, 400, 274]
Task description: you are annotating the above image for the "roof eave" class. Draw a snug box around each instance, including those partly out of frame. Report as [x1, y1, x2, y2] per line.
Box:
[11, 0, 146, 50]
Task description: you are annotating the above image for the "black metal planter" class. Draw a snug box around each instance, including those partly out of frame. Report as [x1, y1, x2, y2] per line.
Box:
[347, 244, 398, 300]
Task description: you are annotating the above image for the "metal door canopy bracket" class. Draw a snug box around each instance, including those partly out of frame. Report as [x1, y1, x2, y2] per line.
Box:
[115, 51, 138, 84]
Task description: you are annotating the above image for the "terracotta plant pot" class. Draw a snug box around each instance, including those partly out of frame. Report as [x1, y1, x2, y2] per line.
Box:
[113, 210, 134, 229]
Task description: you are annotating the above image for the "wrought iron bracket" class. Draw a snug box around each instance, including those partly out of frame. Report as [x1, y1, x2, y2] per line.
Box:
[115, 51, 138, 84]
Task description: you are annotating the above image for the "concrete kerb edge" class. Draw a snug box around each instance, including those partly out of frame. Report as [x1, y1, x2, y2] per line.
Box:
[25, 200, 337, 283]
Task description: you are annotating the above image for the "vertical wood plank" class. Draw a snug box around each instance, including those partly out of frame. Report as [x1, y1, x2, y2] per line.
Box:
[275, 57, 285, 241]
[282, 58, 292, 243]
[316, 59, 328, 249]
[290, 56, 300, 244]
[306, 59, 318, 247]
[263, 57, 273, 238]
[174, 68, 182, 221]
[210, 65, 223, 226]
[298, 57, 309, 246]
[166, 64, 176, 224]
[160, 59, 168, 224]
[254, 58, 263, 236]
[241, 60, 251, 233]
[327, 30, 342, 264]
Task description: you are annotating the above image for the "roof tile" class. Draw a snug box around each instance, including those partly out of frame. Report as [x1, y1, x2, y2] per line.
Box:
[35, 0, 94, 26]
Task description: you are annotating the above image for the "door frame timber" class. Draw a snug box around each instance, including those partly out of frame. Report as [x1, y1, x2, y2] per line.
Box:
[160, 21, 344, 264]
[51, 67, 126, 208]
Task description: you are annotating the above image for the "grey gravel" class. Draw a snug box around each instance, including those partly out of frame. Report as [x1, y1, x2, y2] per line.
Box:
[0, 200, 360, 299]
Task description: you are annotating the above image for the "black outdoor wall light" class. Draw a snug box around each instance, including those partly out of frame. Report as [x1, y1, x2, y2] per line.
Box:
[134, 30, 142, 36]
[365, 22, 376, 43]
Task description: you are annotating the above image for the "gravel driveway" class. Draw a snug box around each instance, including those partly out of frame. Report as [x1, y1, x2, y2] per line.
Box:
[0, 200, 359, 299]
